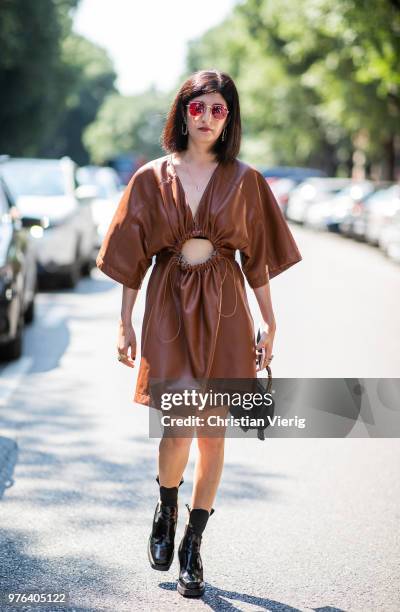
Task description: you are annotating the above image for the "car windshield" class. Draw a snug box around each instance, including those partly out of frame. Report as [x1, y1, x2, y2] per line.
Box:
[334, 182, 373, 200]
[1, 160, 67, 198]
[77, 167, 120, 199]
[313, 180, 350, 192]
[367, 185, 400, 204]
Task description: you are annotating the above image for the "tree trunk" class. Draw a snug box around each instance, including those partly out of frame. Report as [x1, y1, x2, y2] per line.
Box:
[383, 136, 396, 181]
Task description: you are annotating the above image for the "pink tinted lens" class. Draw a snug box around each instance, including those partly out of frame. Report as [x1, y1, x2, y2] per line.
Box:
[211, 105, 228, 119]
[188, 102, 205, 116]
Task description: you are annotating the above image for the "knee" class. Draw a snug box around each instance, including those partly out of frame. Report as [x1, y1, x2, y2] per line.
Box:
[161, 435, 193, 452]
[197, 436, 225, 454]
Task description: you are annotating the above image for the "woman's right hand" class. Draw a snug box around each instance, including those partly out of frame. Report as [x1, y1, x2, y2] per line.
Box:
[117, 320, 136, 368]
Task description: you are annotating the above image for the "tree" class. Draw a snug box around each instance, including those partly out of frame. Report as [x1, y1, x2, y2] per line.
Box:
[235, 0, 400, 177]
[39, 34, 117, 164]
[83, 87, 169, 164]
[0, 0, 79, 155]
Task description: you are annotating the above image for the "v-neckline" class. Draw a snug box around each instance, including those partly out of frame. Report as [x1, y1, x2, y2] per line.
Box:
[168, 154, 220, 223]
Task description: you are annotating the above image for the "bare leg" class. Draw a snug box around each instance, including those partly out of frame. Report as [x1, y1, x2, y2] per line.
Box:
[190, 405, 229, 513]
[158, 425, 194, 488]
[149, 423, 195, 573]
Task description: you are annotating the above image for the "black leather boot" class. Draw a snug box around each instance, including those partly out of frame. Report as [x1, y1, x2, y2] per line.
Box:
[147, 474, 184, 571]
[177, 503, 215, 598]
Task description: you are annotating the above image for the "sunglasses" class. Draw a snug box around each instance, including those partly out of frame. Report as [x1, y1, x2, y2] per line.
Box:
[186, 101, 229, 120]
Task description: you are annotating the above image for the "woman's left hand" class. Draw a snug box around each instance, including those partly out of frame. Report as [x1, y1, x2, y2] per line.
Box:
[255, 323, 276, 371]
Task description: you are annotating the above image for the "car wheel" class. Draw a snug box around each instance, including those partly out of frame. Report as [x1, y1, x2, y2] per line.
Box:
[24, 277, 37, 324]
[24, 298, 35, 324]
[0, 313, 23, 361]
[81, 258, 93, 277]
[62, 258, 80, 289]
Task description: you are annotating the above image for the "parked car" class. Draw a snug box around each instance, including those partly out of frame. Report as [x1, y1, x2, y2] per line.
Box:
[286, 178, 353, 224]
[261, 166, 327, 182]
[1, 157, 98, 288]
[338, 182, 395, 239]
[0, 173, 37, 360]
[268, 178, 297, 215]
[304, 181, 375, 232]
[364, 184, 400, 245]
[261, 167, 327, 218]
[76, 165, 123, 254]
[379, 208, 400, 263]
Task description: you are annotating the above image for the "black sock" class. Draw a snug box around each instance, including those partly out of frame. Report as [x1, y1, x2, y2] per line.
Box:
[189, 509, 210, 536]
[159, 484, 179, 506]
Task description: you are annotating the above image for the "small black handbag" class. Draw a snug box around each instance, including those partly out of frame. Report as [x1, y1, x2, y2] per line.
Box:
[228, 328, 275, 441]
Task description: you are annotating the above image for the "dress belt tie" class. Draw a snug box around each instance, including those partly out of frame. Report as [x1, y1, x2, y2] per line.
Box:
[155, 248, 238, 380]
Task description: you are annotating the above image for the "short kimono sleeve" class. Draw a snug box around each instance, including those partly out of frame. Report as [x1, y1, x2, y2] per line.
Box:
[96, 169, 153, 290]
[240, 168, 302, 288]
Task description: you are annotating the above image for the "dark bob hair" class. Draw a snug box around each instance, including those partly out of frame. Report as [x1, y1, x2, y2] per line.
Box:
[161, 69, 241, 164]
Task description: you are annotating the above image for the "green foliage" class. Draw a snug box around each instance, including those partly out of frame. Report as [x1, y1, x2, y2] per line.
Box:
[183, 0, 400, 176]
[0, 0, 79, 155]
[40, 34, 117, 164]
[83, 88, 170, 164]
[0, 0, 116, 164]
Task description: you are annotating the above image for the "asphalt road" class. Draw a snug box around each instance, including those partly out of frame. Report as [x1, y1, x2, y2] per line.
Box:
[0, 224, 399, 611]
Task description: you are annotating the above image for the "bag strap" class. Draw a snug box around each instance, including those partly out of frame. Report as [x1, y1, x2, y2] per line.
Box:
[265, 364, 273, 393]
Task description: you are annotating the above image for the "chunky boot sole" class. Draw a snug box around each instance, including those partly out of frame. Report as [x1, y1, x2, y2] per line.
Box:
[177, 578, 205, 598]
[147, 537, 174, 571]
[147, 475, 184, 571]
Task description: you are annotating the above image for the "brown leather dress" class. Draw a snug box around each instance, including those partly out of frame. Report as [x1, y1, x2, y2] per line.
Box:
[96, 154, 302, 409]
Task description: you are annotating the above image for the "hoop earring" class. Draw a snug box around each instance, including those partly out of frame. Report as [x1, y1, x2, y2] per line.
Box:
[221, 126, 227, 141]
[182, 121, 188, 136]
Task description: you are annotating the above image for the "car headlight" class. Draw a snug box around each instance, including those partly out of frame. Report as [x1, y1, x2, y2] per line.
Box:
[30, 225, 45, 238]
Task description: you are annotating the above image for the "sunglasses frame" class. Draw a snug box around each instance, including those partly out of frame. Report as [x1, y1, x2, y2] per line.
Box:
[186, 101, 229, 120]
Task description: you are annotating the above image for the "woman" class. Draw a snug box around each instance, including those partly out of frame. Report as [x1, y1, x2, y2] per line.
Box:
[96, 69, 302, 598]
